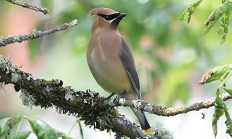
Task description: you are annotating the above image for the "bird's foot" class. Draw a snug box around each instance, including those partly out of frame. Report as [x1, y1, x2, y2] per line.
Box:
[98, 93, 115, 107]
[113, 91, 127, 105]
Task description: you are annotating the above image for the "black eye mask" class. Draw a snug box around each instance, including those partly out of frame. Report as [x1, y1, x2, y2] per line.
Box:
[99, 13, 120, 21]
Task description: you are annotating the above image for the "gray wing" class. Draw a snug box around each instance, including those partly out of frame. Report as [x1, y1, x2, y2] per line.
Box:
[119, 37, 141, 99]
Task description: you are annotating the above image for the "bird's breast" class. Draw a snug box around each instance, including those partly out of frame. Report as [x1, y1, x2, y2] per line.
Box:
[87, 34, 134, 94]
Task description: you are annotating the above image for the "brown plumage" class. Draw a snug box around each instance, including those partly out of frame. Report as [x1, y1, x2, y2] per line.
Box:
[87, 7, 152, 134]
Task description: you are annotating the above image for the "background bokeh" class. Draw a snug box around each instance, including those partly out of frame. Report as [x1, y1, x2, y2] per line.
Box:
[0, 0, 232, 138]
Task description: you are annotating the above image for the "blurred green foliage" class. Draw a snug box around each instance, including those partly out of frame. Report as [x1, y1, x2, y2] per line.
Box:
[0, 115, 69, 138]
[1, 0, 232, 107]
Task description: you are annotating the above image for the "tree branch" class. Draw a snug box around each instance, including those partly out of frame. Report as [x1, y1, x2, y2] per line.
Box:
[0, 19, 78, 47]
[6, 0, 49, 15]
[100, 93, 232, 116]
[1, 55, 231, 138]
[0, 56, 149, 138]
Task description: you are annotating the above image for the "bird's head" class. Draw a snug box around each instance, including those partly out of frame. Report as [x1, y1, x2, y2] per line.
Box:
[88, 8, 126, 30]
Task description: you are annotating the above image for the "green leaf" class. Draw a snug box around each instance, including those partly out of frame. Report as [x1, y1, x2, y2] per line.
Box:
[204, 1, 232, 35]
[27, 117, 58, 139]
[17, 131, 32, 139]
[0, 117, 11, 137]
[223, 87, 232, 95]
[218, 7, 230, 44]
[180, 0, 203, 23]
[54, 128, 71, 139]
[199, 64, 232, 84]
[223, 103, 232, 137]
[9, 131, 32, 139]
[212, 89, 225, 137]
[0, 116, 24, 138]
[7, 116, 24, 129]
[225, 119, 232, 137]
[8, 116, 24, 138]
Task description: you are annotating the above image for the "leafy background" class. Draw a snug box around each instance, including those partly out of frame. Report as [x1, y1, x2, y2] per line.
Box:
[0, 0, 232, 138]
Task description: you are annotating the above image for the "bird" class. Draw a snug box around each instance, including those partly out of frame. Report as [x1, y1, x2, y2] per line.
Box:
[87, 7, 152, 135]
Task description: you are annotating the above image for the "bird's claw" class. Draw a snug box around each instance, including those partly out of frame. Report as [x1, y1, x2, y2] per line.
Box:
[98, 93, 115, 107]
[113, 91, 127, 105]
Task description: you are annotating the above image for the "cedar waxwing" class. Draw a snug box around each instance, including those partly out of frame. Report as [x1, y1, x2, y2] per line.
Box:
[87, 7, 152, 135]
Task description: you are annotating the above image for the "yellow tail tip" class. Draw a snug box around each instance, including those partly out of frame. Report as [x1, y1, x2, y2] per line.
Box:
[142, 128, 152, 134]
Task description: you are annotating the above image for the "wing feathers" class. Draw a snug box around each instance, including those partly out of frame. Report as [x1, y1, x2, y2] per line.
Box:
[119, 37, 141, 99]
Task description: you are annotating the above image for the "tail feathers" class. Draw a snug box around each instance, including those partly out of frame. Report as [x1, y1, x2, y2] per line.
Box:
[131, 109, 152, 134]
[142, 127, 152, 135]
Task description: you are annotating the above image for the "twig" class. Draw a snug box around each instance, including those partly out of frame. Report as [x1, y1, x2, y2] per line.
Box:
[6, 0, 49, 15]
[0, 20, 78, 47]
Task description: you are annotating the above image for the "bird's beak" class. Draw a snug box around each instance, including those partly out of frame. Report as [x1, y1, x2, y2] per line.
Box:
[119, 13, 127, 18]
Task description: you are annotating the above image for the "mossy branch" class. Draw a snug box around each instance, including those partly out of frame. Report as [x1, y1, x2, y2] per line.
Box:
[0, 56, 164, 139]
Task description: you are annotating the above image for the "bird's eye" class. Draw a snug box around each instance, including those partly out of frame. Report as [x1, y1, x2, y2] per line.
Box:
[105, 15, 109, 20]
[99, 13, 120, 21]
